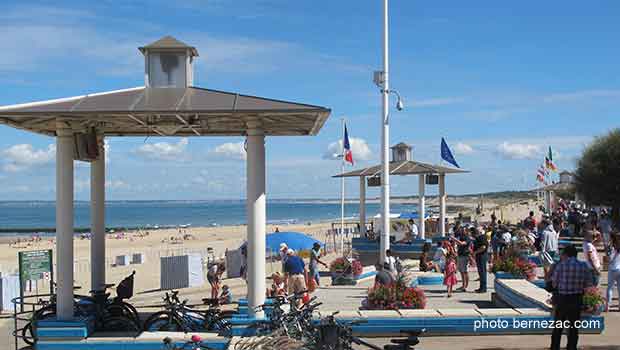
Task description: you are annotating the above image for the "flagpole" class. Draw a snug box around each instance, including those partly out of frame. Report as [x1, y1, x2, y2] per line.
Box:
[340, 118, 346, 255]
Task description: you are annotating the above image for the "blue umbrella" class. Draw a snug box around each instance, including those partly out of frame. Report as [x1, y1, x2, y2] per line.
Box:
[241, 231, 324, 255]
[398, 212, 430, 220]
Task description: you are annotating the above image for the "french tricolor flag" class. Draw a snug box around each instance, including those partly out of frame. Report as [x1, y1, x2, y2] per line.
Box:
[343, 124, 354, 165]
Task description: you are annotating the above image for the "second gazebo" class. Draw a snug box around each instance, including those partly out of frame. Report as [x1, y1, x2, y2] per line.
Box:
[333, 142, 468, 241]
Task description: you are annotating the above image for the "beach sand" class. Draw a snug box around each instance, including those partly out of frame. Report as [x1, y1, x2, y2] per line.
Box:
[0, 197, 539, 305]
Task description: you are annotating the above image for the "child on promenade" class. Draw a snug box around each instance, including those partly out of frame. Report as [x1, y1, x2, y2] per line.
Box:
[444, 250, 458, 297]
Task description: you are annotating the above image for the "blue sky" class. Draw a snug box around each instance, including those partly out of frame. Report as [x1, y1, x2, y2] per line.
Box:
[0, 0, 618, 200]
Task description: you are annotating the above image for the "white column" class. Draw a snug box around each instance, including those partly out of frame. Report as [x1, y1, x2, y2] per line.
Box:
[418, 174, 425, 240]
[379, 0, 391, 265]
[359, 176, 366, 235]
[439, 173, 446, 237]
[90, 135, 106, 292]
[246, 127, 266, 318]
[56, 124, 74, 320]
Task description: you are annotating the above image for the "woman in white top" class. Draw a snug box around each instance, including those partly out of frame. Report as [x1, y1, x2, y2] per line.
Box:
[583, 229, 602, 286]
[606, 234, 620, 312]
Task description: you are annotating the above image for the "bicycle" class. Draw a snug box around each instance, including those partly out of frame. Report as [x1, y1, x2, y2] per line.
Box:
[21, 273, 141, 345]
[250, 291, 317, 337]
[20, 284, 91, 346]
[143, 291, 231, 336]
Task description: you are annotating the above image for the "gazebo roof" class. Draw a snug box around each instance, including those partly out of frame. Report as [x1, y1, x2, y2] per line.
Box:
[0, 86, 330, 137]
[333, 160, 468, 178]
[139, 36, 199, 56]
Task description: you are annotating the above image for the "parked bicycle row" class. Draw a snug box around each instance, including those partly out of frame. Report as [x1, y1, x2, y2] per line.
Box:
[16, 274, 422, 350]
[16, 271, 233, 346]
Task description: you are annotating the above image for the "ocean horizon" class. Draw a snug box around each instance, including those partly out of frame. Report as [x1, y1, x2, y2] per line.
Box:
[0, 200, 419, 235]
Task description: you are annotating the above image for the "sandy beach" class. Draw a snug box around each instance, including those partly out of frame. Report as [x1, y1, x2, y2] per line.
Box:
[0, 196, 537, 299]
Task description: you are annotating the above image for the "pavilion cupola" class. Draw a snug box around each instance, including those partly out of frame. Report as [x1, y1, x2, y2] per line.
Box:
[139, 36, 199, 88]
[390, 142, 412, 162]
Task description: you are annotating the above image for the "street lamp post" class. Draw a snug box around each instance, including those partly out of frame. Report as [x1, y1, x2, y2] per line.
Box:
[375, 0, 404, 265]
[380, 0, 390, 265]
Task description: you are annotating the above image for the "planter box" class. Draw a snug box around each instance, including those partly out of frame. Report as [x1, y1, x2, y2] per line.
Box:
[494, 271, 523, 280]
[331, 272, 357, 286]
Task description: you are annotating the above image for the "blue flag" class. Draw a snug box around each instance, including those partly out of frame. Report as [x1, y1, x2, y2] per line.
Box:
[441, 138, 460, 168]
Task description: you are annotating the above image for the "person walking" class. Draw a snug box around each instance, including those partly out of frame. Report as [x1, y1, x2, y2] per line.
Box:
[472, 227, 489, 293]
[606, 234, 620, 312]
[551, 245, 593, 350]
[453, 229, 472, 292]
[541, 218, 560, 275]
[309, 242, 327, 288]
[583, 228, 602, 286]
[283, 249, 307, 296]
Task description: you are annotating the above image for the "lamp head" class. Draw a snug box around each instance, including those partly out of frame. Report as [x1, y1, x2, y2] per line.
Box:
[396, 98, 404, 111]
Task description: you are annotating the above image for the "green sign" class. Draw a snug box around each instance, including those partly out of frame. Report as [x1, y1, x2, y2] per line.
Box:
[18, 249, 52, 282]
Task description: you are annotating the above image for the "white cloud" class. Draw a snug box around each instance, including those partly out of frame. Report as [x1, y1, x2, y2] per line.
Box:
[106, 180, 129, 190]
[1, 144, 56, 172]
[412, 97, 465, 108]
[496, 142, 542, 160]
[323, 137, 372, 161]
[135, 138, 189, 161]
[454, 142, 474, 155]
[209, 141, 246, 161]
[542, 89, 620, 104]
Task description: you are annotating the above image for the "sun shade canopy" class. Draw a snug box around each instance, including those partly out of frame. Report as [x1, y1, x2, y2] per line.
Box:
[0, 87, 331, 137]
[333, 160, 468, 177]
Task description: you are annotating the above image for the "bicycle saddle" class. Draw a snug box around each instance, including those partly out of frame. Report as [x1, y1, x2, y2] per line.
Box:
[390, 338, 419, 346]
[202, 298, 218, 306]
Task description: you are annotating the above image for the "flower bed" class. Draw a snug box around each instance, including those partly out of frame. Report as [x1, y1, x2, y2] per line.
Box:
[330, 257, 363, 285]
[491, 255, 537, 281]
[363, 270, 426, 310]
[365, 284, 427, 310]
[582, 287, 605, 315]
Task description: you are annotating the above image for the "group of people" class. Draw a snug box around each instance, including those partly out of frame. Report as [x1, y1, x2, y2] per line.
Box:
[271, 242, 327, 303]
[440, 225, 489, 297]
[206, 262, 232, 305]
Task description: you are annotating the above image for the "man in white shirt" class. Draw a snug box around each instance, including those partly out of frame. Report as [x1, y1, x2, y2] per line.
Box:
[540, 219, 559, 274]
[408, 219, 419, 241]
[385, 249, 397, 275]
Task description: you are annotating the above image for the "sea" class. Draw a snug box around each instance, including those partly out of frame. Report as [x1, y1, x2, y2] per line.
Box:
[0, 200, 419, 236]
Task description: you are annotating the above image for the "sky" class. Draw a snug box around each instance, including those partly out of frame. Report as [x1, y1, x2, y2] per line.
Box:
[0, 0, 619, 201]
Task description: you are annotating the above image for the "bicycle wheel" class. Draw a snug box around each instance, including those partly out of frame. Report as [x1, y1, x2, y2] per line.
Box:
[106, 302, 140, 324]
[21, 322, 35, 346]
[143, 312, 184, 332]
[212, 319, 232, 336]
[102, 315, 141, 333]
[33, 305, 56, 320]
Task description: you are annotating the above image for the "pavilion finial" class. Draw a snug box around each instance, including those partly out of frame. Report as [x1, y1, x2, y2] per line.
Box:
[139, 36, 199, 88]
[390, 142, 412, 161]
